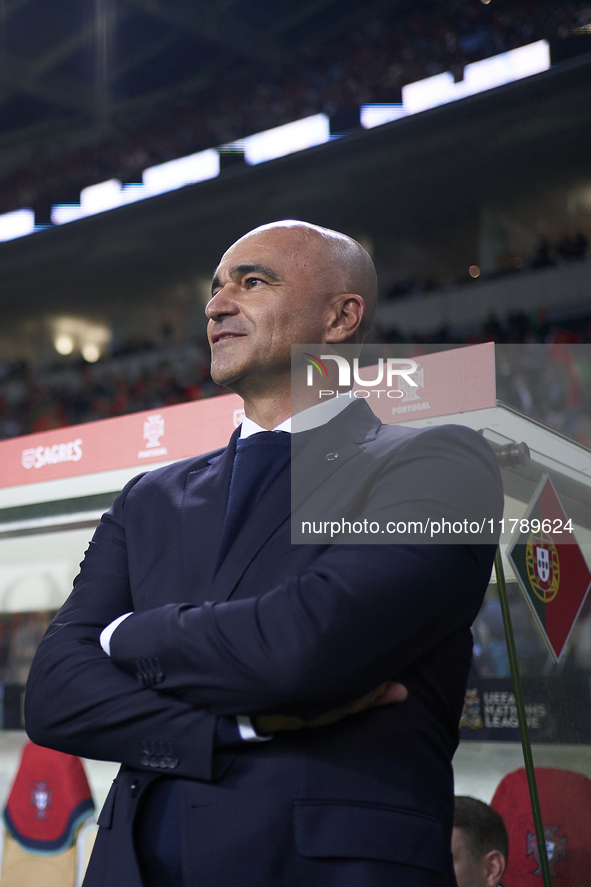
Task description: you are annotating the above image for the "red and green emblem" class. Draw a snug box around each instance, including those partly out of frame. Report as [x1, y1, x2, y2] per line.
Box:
[507, 475, 591, 662]
[525, 534, 560, 604]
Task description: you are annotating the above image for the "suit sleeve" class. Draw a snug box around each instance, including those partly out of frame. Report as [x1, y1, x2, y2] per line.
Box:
[24, 475, 224, 780]
[108, 545, 494, 716]
[107, 428, 503, 716]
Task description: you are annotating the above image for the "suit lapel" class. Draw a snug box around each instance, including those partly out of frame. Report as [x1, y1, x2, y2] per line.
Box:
[291, 400, 380, 512]
[180, 429, 238, 598]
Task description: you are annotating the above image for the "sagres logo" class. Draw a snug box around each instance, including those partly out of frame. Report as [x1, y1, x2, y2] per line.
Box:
[304, 353, 418, 399]
[22, 438, 83, 470]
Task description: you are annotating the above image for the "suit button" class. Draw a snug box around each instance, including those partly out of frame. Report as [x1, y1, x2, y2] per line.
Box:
[326, 452, 339, 461]
[130, 780, 139, 798]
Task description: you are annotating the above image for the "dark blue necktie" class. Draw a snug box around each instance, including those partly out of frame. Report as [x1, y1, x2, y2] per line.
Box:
[216, 431, 291, 570]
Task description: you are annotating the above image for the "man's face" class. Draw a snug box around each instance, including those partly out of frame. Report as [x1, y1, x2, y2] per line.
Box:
[206, 227, 335, 394]
[452, 828, 504, 887]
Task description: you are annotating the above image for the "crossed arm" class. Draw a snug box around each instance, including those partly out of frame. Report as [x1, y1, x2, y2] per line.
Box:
[25, 427, 500, 779]
[25, 492, 489, 782]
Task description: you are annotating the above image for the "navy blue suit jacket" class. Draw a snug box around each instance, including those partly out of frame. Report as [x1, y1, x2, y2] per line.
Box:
[25, 400, 503, 886]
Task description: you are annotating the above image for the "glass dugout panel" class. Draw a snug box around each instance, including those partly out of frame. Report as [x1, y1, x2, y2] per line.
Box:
[454, 347, 591, 886]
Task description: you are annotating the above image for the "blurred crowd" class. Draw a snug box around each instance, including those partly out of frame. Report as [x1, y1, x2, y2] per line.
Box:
[382, 308, 591, 446]
[0, 342, 225, 441]
[1, 307, 590, 447]
[385, 231, 589, 299]
[2, 0, 591, 219]
[495, 338, 591, 446]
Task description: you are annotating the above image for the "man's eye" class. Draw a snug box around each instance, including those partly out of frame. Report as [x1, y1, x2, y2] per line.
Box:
[245, 277, 263, 287]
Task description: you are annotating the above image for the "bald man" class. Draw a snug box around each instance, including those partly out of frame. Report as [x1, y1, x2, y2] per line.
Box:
[26, 221, 503, 887]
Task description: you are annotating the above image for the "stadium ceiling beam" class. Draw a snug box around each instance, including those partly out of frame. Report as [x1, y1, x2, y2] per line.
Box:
[111, 32, 179, 83]
[267, 0, 343, 36]
[29, 8, 127, 78]
[122, 0, 284, 67]
[104, 0, 406, 121]
[0, 118, 74, 154]
[108, 29, 258, 120]
[108, 55, 226, 118]
[0, 51, 94, 115]
[276, 0, 406, 44]
[0, 8, 127, 112]
[0, 0, 37, 25]
[0, 0, 39, 99]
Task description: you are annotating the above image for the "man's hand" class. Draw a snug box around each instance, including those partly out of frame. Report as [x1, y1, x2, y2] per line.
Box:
[255, 680, 408, 733]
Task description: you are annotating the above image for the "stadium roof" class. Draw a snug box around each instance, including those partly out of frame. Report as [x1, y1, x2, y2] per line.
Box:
[1, 50, 590, 320]
[0, 0, 400, 155]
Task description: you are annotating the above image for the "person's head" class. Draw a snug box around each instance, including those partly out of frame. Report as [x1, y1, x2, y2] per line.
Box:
[205, 220, 377, 422]
[452, 796, 508, 887]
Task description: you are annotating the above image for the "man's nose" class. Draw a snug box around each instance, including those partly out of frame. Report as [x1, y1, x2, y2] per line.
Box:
[205, 285, 238, 320]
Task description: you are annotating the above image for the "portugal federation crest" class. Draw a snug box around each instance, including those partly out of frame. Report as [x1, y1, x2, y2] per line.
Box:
[30, 781, 52, 820]
[398, 363, 424, 402]
[526, 534, 560, 603]
[143, 413, 165, 449]
[526, 825, 567, 877]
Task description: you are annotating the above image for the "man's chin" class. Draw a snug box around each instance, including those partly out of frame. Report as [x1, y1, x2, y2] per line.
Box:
[209, 365, 243, 391]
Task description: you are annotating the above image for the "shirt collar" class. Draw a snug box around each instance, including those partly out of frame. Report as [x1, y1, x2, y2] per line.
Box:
[239, 395, 352, 438]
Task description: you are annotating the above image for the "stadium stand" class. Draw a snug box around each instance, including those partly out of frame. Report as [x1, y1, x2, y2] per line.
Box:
[1, 0, 590, 220]
[1, 305, 589, 445]
[384, 230, 589, 299]
[0, 3, 589, 444]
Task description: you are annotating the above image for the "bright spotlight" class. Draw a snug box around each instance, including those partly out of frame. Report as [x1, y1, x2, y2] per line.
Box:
[82, 343, 101, 363]
[55, 335, 74, 355]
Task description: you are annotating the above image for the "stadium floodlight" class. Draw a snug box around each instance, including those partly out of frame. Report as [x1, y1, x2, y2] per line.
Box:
[463, 40, 550, 96]
[243, 114, 330, 166]
[51, 178, 156, 224]
[51, 204, 86, 224]
[402, 71, 460, 115]
[81, 343, 101, 363]
[46, 40, 551, 229]
[142, 148, 220, 196]
[0, 208, 35, 242]
[360, 104, 408, 130]
[119, 183, 151, 204]
[52, 151, 221, 227]
[51, 179, 126, 224]
[81, 179, 124, 213]
[402, 40, 550, 115]
[503, 39, 550, 80]
[54, 334, 74, 355]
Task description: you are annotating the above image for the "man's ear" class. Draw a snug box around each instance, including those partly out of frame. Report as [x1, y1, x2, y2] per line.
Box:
[483, 849, 506, 887]
[324, 294, 365, 343]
